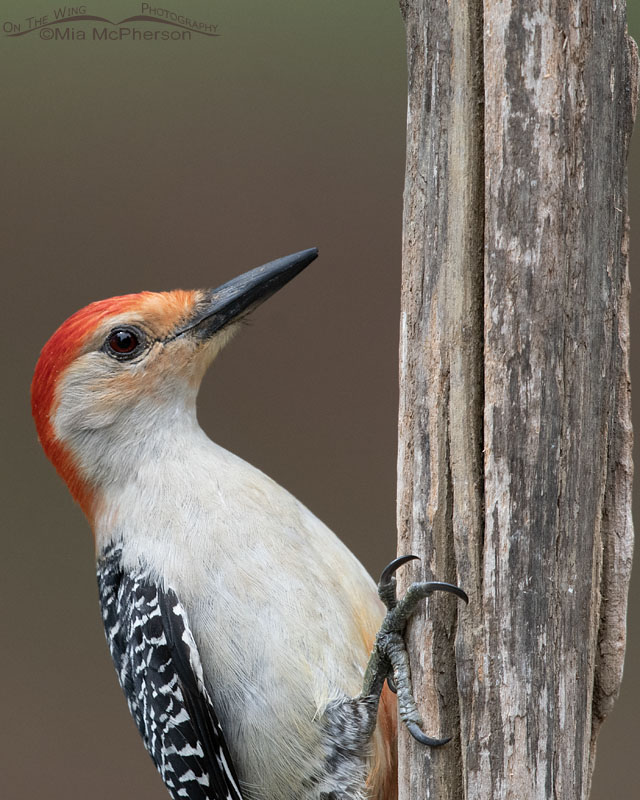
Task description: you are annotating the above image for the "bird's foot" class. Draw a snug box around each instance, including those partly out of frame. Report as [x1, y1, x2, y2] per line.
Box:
[362, 555, 468, 747]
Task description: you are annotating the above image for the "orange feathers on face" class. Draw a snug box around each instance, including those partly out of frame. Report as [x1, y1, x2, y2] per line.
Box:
[31, 290, 197, 517]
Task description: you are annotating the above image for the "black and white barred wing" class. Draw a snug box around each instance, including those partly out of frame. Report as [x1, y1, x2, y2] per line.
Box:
[98, 550, 243, 800]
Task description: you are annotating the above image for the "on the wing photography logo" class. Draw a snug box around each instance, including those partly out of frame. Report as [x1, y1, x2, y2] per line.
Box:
[2, 4, 219, 41]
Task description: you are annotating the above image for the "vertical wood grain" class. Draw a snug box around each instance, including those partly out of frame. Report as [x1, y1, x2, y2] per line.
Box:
[397, 1, 637, 797]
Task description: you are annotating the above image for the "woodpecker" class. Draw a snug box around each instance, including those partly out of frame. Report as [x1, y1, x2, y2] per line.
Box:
[31, 249, 467, 800]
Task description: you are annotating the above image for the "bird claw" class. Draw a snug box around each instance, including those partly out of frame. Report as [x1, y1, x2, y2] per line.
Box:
[378, 555, 420, 610]
[406, 721, 451, 748]
[379, 554, 421, 590]
[365, 555, 468, 748]
[413, 580, 469, 605]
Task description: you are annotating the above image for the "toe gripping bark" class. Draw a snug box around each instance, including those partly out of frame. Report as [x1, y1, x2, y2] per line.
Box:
[361, 555, 468, 747]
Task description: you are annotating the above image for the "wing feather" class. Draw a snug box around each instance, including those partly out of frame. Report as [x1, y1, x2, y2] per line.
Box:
[98, 544, 243, 800]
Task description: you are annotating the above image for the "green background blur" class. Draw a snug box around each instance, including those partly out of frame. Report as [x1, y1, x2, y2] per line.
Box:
[0, 1, 637, 797]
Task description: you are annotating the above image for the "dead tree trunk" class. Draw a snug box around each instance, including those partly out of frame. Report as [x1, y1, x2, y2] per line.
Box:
[396, 2, 637, 799]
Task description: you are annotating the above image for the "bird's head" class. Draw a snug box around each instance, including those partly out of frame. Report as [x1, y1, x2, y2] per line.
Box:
[31, 248, 318, 518]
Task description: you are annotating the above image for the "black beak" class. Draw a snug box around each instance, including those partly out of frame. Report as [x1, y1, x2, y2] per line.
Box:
[173, 248, 318, 340]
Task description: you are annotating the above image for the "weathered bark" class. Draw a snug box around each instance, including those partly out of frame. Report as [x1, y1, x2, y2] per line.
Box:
[397, 1, 637, 799]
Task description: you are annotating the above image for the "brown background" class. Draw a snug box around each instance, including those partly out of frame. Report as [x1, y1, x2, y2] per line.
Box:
[0, 1, 637, 797]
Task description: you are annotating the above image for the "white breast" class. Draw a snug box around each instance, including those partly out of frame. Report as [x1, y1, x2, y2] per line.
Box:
[94, 422, 384, 799]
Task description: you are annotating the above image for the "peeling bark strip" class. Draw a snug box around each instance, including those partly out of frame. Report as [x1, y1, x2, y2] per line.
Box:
[398, 1, 636, 799]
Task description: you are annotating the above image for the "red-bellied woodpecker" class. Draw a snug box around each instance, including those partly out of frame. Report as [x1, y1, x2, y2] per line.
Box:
[31, 249, 467, 800]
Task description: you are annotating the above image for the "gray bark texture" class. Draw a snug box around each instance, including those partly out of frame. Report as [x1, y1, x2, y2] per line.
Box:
[396, 1, 637, 799]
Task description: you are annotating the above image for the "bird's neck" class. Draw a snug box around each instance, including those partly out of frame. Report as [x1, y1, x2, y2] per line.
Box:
[68, 401, 211, 538]
[90, 412, 251, 591]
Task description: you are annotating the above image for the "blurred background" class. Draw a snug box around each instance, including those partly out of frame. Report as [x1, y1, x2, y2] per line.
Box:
[0, 1, 637, 796]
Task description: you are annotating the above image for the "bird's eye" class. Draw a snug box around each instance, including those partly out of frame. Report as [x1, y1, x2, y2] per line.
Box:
[105, 327, 145, 360]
